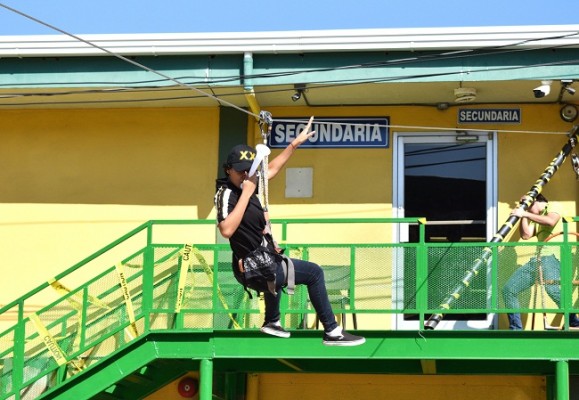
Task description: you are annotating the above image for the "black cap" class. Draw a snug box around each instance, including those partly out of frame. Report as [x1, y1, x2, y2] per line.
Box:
[226, 144, 256, 172]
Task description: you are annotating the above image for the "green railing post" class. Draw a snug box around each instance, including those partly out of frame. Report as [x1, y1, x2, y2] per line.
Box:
[416, 218, 428, 329]
[11, 302, 25, 400]
[349, 244, 356, 323]
[555, 359, 570, 400]
[142, 222, 155, 333]
[79, 286, 89, 350]
[491, 245, 499, 312]
[212, 248, 219, 327]
[199, 358, 214, 400]
[559, 218, 572, 330]
[281, 221, 288, 243]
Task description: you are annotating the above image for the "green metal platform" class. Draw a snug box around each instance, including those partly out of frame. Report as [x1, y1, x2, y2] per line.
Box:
[1, 218, 579, 400]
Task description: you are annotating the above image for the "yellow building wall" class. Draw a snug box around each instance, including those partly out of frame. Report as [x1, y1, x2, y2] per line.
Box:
[257, 373, 546, 400]
[0, 107, 218, 306]
[1, 103, 577, 332]
[144, 372, 546, 400]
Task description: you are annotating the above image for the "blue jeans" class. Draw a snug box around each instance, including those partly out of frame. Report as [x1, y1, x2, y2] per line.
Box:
[502, 255, 579, 330]
[264, 258, 339, 333]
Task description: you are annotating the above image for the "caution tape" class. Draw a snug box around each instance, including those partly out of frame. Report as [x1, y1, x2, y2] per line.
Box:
[115, 262, 139, 339]
[190, 246, 242, 330]
[47, 278, 112, 360]
[48, 278, 111, 312]
[29, 313, 67, 367]
[175, 244, 194, 313]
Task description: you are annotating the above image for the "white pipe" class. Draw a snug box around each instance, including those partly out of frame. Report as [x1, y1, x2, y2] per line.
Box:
[248, 144, 270, 177]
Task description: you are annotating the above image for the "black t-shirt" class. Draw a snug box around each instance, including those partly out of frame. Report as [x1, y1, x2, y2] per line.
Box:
[214, 178, 267, 276]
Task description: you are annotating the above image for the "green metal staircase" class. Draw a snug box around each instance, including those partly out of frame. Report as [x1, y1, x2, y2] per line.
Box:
[2, 218, 579, 400]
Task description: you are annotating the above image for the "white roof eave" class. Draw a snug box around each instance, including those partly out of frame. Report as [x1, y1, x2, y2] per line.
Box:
[0, 25, 578, 57]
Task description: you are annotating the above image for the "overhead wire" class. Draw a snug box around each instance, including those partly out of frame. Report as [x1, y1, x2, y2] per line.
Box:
[0, 51, 579, 111]
[3, 44, 578, 92]
[0, 2, 257, 119]
[406, 157, 486, 170]
[3, 28, 576, 88]
[272, 117, 569, 136]
[0, 15, 577, 104]
[2, 53, 579, 110]
[2, 50, 579, 110]
[406, 144, 487, 156]
[0, 2, 576, 137]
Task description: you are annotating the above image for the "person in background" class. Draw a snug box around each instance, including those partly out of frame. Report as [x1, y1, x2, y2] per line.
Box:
[502, 194, 579, 330]
[214, 117, 365, 346]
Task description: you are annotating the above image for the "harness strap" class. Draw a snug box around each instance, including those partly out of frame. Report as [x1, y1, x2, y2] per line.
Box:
[241, 236, 295, 296]
[281, 256, 295, 295]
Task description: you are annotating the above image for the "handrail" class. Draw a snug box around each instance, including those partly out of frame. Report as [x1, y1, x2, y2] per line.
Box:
[0, 221, 151, 316]
[1, 217, 578, 399]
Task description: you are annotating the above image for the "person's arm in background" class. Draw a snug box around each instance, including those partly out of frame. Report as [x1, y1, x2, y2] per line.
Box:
[511, 204, 560, 240]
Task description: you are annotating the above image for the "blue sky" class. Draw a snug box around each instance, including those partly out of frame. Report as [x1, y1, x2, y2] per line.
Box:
[0, 0, 578, 35]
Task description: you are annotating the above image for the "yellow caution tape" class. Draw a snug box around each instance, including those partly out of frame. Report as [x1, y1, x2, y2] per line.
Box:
[191, 247, 242, 330]
[29, 313, 67, 367]
[175, 244, 194, 313]
[115, 262, 139, 338]
[47, 278, 112, 358]
[48, 278, 111, 312]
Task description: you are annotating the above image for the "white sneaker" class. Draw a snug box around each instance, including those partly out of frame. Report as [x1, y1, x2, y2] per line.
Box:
[260, 321, 291, 338]
[323, 327, 365, 346]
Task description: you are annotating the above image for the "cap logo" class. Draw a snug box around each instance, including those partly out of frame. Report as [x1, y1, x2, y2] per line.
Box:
[239, 150, 255, 161]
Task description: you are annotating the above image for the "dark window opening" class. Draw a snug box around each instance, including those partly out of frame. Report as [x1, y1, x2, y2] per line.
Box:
[402, 142, 488, 321]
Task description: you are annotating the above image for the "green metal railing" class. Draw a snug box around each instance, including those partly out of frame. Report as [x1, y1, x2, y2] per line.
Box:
[1, 217, 578, 399]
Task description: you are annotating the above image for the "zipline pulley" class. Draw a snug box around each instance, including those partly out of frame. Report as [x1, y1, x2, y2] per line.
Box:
[258, 110, 273, 142]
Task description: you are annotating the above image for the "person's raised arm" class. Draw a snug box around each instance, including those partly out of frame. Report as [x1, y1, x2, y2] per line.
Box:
[267, 116, 315, 180]
[511, 205, 560, 240]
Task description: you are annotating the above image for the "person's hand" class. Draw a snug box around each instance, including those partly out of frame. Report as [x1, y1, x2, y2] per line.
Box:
[511, 195, 532, 218]
[241, 172, 258, 194]
[511, 207, 525, 218]
[292, 116, 316, 148]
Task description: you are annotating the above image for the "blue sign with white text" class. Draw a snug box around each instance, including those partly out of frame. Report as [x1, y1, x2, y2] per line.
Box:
[458, 108, 521, 124]
[269, 117, 389, 148]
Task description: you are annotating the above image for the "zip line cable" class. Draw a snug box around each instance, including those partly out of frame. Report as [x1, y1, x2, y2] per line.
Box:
[272, 117, 568, 136]
[0, 92, 567, 135]
[1, 4, 578, 110]
[0, 2, 257, 119]
[2, 48, 579, 93]
[0, 3, 575, 137]
[0, 3, 577, 94]
[2, 51, 579, 108]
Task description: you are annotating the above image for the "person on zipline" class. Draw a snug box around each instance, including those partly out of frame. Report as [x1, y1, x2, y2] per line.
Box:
[502, 194, 579, 330]
[214, 116, 365, 346]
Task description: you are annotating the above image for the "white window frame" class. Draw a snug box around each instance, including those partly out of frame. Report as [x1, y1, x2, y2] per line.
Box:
[392, 131, 498, 330]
